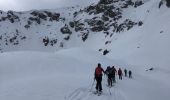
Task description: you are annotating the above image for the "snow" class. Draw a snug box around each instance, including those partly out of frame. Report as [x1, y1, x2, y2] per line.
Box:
[0, 0, 170, 100]
[108, 0, 170, 69]
[0, 48, 170, 100]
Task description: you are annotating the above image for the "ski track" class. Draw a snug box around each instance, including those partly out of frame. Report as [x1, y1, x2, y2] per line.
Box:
[66, 83, 126, 100]
[112, 86, 127, 100]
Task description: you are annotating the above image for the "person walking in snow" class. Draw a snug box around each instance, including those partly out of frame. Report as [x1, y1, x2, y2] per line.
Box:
[94, 63, 105, 92]
[124, 69, 127, 77]
[128, 70, 132, 78]
[105, 66, 113, 87]
[118, 68, 123, 80]
[111, 66, 117, 83]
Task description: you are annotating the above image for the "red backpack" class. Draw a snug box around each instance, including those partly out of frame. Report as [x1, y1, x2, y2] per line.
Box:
[95, 67, 103, 77]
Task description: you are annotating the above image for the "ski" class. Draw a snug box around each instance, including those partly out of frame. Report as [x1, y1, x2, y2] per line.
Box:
[92, 91, 102, 96]
[97, 91, 102, 96]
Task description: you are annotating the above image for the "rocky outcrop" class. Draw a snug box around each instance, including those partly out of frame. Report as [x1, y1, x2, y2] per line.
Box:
[42, 36, 57, 46]
[0, 31, 26, 47]
[0, 0, 145, 52]
[98, 0, 114, 5]
[134, 0, 143, 8]
[0, 11, 20, 23]
[24, 11, 61, 29]
[60, 24, 72, 34]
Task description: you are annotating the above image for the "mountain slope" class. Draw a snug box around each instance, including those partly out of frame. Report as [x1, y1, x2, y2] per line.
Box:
[0, 0, 170, 100]
[0, 0, 145, 52]
[0, 48, 170, 100]
[108, 0, 170, 69]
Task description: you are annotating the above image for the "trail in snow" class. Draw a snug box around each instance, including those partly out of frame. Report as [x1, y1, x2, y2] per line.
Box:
[65, 67, 170, 100]
[0, 49, 170, 100]
[65, 75, 127, 100]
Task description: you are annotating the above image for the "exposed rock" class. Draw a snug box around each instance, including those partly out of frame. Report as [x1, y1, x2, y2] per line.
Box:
[74, 21, 85, 32]
[86, 5, 95, 13]
[42, 36, 58, 46]
[0, 0, 147, 50]
[126, 0, 134, 6]
[29, 17, 41, 24]
[104, 9, 116, 18]
[60, 24, 72, 34]
[81, 32, 89, 42]
[0, 11, 20, 23]
[50, 38, 57, 46]
[64, 35, 70, 40]
[0, 32, 26, 46]
[85, 3, 115, 15]
[98, 0, 114, 5]
[86, 19, 104, 27]
[49, 13, 60, 21]
[95, 4, 106, 14]
[105, 41, 111, 45]
[30, 11, 60, 22]
[102, 15, 109, 21]
[43, 36, 49, 46]
[31, 11, 47, 20]
[103, 49, 109, 55]
[160, 31, 164, 33]
[134, 0, 143, 8]
[99, 49, 102, 52]
[138, 21, 143, 26]
[69, 21, 75, 28]
[121, 0, 134, 8]
[44, 11, 53, 17]
[146, 67, 154, 71]
[24, 25, 30, 29]
[116, 19, 137, 32]
[91, 26, 104, 32]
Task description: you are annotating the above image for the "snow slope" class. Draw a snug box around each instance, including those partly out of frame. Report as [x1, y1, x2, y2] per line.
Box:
[0, 0, 144, 52]
[107, 0, 170, 70]
[0, 48, 170, 100]
[0, 0, 170, 100]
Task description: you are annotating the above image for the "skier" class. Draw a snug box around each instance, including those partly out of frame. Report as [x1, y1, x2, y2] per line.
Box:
[94, 63, 105, 93]
[124, 69, 127, 77]
[111, 66, 117, 83]
[118, 68, 123, 80]
[128, 70, 132, 78]
[105, 66, 112, 87]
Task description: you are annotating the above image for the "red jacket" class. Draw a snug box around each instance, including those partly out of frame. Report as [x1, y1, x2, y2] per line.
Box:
[95, 66, 104, 77]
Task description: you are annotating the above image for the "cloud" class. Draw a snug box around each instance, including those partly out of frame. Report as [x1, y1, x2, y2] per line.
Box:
[0, 0, 21, 11]
[0, 0, 98, 11]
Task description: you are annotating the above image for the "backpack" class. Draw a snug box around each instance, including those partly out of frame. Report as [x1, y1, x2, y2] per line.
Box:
[118, 69, 122, 75]
[95, 67, 103, 77]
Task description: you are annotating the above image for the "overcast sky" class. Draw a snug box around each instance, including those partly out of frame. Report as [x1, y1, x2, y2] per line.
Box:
[0, 0, 98, 11]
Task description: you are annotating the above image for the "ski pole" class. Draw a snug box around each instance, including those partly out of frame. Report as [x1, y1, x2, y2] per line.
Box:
[108, 86, 112, 95]
[90, 78, 95, 92]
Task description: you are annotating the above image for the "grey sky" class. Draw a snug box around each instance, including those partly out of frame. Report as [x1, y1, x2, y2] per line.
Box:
[0, 0, 97, 11]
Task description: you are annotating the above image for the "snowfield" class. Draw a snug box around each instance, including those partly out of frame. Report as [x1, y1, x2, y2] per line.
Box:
[0, 48, 170, 100]
[0, 0, 170, 100]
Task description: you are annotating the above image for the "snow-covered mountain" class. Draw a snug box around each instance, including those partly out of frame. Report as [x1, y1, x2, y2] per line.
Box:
[0, 0, 146, 52]
[0, 0, 169, 66]
[0, 0, 170, 100]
